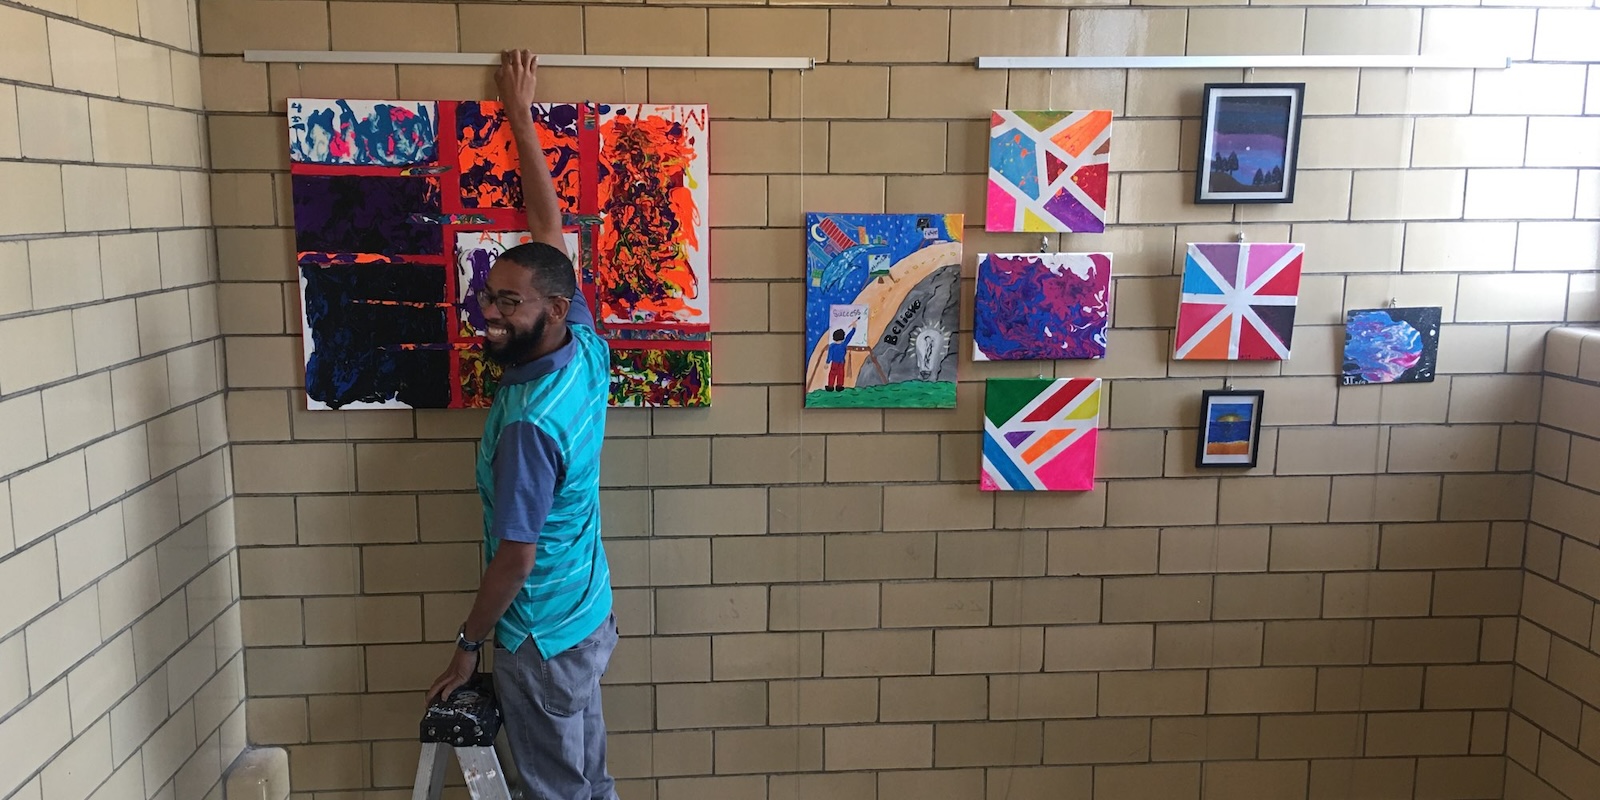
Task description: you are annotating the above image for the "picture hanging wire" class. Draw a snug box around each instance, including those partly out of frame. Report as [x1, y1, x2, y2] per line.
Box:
[1358, 82, 1420, 772]
[797, 69, 806, 222]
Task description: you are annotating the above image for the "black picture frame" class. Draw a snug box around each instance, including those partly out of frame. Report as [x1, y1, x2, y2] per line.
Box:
[1195, 389, 1265, 468]
[1194, 83, 1305, 205]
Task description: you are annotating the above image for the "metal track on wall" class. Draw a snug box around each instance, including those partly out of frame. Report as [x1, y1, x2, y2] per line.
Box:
[244, 50, 816, 69]
[975, 55, 1513, 69]
[244, 51, 1508, 71]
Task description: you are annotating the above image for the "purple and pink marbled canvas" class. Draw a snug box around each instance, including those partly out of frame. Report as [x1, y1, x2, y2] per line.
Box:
[973, 252, 1111, 362]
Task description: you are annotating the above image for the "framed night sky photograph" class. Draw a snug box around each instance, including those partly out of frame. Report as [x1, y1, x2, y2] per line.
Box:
[1194, 83, 1305, 204]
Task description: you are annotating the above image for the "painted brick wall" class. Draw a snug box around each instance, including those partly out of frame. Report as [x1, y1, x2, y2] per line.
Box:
[1509, 327, 1600, 800]
[189, 1, 1600, 799]
[0, 0, 246, 798]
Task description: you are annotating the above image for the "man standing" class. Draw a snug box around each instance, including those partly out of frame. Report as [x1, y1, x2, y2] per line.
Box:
[427, 50, 618, 800]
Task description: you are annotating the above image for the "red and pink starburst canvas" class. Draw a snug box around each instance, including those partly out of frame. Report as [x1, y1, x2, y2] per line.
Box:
[1174, 242, 1304, 361]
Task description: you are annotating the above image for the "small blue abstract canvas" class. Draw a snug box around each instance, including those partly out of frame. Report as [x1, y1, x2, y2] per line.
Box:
[289, 99, 439, 166]
[1342, 307, 1441, 386]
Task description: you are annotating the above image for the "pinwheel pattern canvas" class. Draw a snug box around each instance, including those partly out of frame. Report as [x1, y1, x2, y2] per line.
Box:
[987, 110, 1111, 233]
[982, 378, 1100, 492]
[1174, 242, 1304, 361]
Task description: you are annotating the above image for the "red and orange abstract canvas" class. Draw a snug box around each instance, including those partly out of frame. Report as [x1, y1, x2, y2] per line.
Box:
[288, 98, 711, 409]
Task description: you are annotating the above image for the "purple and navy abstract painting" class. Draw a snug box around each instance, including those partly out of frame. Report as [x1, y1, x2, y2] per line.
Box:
[292, 175, 444, 256]
[300, 260, 453, 409]
[1341, 306, 1441, 386]
[973, 252, 1111, 361]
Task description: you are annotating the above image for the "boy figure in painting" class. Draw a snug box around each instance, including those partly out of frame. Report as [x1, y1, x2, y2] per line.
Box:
[427, 50, 619, 800]
[825, 326, 853, 391]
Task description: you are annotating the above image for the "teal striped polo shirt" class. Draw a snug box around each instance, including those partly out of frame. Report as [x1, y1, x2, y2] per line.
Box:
[477, 293, 612, 659]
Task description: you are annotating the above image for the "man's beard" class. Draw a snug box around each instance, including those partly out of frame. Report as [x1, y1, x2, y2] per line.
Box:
[485, 310, 548, 366]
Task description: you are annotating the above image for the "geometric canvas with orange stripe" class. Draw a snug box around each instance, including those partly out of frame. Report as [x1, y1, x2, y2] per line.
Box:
[1174, 242, 1304, 361]
[987, 110, 1111, 233]
[981, 378, 1100, 492]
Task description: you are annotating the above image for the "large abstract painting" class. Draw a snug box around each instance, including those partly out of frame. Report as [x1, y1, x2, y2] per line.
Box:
[987, 110, 1111, 233]
[804, 213, 963, 408]
[973, 252, 1110, 361]
[1174, 242, 1304, 361]
[288, 98, 711, 409]
[982, 378, 1100, 492]
[1342, 306, 1441, 386]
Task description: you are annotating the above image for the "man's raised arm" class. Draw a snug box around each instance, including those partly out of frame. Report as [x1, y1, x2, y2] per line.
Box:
[495, 50, 564, 251]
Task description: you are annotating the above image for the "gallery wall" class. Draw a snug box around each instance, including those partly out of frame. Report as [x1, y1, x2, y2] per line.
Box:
[0, 0, 246, 798]
[192, 1, 1600, 799]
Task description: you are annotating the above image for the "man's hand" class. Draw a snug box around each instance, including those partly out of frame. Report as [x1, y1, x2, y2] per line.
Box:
[426, 648, 479, 706]
[493, 48, 564, 248]
[495, 49, 538, 113]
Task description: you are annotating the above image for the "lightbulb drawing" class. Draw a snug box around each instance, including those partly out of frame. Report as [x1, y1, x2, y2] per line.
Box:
[913, 322, 951, 380]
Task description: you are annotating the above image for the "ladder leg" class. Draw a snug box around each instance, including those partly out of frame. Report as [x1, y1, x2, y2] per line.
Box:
[493, 733, 526, 799]
[412, 742, 450, 800]
[456, 746, 514, 800]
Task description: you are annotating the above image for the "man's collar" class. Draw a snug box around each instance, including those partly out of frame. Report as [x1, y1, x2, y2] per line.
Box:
[499, 326, 577, 386]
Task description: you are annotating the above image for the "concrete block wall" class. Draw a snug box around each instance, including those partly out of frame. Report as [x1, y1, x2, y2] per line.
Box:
[0, 0, 246, 798]
[3, 0, 1596, 797]
[1510, 327, 1600, 800]
[196, 1, 1600, 798]
[195, 0, 1599, 794]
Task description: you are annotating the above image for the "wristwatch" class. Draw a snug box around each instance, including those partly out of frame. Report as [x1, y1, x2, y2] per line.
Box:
[456, 625, 485, 653]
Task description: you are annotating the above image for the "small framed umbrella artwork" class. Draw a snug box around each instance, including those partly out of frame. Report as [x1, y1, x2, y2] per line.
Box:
[1196, 388, 1265, 469]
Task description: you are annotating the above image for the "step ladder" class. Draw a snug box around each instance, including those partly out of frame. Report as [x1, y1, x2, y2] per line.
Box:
[412, 674, 521, 800]
[411, 741, 513, 800]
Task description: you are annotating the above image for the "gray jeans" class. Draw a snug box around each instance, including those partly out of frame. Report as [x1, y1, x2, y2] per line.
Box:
[493, 614, 619, 800]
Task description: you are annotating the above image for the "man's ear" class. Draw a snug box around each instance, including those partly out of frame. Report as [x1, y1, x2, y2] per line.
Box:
[550, 294, 573, 321]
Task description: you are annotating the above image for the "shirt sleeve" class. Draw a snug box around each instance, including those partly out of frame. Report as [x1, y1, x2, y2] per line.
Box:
[568, 285, 596, 330]
[491, 421, 565, 545]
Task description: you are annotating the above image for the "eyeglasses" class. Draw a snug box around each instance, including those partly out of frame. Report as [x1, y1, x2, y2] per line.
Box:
[476, 289, 525, 315]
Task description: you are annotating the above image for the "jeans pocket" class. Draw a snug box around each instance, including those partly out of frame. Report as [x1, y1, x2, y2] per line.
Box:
[538, 621, 616, 718]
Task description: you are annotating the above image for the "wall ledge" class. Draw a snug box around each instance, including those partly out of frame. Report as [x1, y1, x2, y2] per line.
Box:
[1545, 326, 1600, 381]
[224, 747, 290, 800]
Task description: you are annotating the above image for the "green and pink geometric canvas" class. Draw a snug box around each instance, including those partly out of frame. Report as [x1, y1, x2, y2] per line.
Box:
[982, 378, 1100, 492]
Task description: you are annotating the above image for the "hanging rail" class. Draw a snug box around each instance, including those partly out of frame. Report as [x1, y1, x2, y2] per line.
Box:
[975, 55, 1512, 70]
[243, 50, 815, 70]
